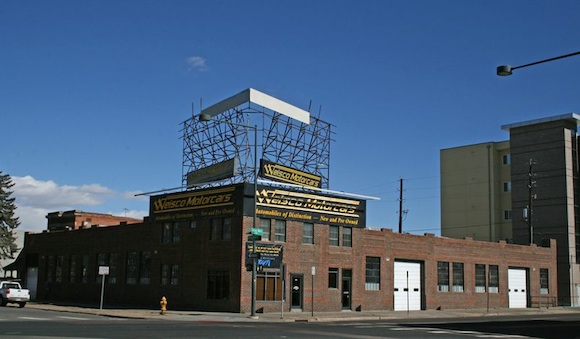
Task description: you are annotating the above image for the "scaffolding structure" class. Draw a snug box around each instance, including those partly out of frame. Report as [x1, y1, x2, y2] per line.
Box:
[181, 91, 333, 189]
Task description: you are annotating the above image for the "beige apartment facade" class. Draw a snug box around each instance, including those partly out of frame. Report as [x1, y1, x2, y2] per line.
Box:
[441, 113, 580, 307]
[440, 141, 512, 242]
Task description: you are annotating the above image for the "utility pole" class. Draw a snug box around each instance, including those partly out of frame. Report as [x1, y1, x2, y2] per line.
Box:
[525, 159, 537, 244]
[398, 178, 407, 233]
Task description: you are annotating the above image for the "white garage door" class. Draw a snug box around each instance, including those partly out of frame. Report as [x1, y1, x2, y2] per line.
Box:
[508, 268, 527, 308]
[394, 261, 421, 311]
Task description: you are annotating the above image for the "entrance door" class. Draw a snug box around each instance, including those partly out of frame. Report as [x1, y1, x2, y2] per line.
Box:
[342, 269, 352, 309]
[290, 274, 303, 310]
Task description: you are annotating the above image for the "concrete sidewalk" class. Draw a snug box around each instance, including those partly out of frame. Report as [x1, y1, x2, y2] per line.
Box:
[23, 302, 580, 323]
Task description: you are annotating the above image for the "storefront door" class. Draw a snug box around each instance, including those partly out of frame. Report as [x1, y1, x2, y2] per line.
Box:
[342, 269, 352, 309]
[290, 274, 303, 310]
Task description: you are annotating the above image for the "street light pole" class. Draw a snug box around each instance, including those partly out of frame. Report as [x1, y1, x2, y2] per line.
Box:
[497, 51, 580, 76]
[199, 113, 259, 317]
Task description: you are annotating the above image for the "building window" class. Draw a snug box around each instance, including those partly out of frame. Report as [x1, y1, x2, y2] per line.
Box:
[328, 268, 338, 288]
[540, 268, 549, 294]
[274, 220, 286, 242]
[365, 256, 380, 291]
[329, 226, 339, 246]
[207, 270, 229, 300]
[259, 218, 270, 241]
[125, 252, 138, 285]
[81, 254, 89, 283]
[489, 265, 499, 293]
[210, 219, 220, 241]
[69, 254, 77, 283]
[503, 181, 511, 192]
[97, 253, 107, 283]
[504, 210, 512, 220]
[139, 251, 151, 285]
[503, 154, 511, 165]
[222, 218, 231, 240]
[303, 222, 314, 244]
[257, 271, 283, 301]
[210, 218, 232, 241]
[109, 253, 118, 284]
[162, 222, 180, 243]
[475, 264, 486, 293]
[55, 256, 64, 283]
[161, 264, 179, 286]
[46, 255, 55, 283]
[342, 227, 352, 247]
[452, 262, 464, 292]
[437, 261, 449, 292]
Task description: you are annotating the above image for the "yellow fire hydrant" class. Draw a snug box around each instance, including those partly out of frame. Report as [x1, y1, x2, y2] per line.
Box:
[160, 296, 167, 315]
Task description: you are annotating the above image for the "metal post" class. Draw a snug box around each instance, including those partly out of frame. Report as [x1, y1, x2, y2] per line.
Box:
[528, 159, 534, 244]
[99, 274, 105, 310]
[251, 124, 258, 318]
[486, 265, 490, 313]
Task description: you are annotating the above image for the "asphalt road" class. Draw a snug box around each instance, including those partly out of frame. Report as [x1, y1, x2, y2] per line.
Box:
[1, 306, 580, 338]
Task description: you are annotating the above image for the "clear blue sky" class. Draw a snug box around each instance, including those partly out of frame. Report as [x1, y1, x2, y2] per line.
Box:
[2, 0, 579, 233]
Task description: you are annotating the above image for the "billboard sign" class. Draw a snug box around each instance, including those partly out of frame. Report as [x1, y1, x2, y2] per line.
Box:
[260, 159, 322, 188]
[186, 157, 238, 186]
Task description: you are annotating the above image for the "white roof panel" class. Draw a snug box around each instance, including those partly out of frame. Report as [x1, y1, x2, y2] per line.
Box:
[200, 88, 310, 124]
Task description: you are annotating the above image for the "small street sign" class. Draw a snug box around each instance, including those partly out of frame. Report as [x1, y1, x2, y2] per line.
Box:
[248, 234, 262, 241]
[250, 228, 264, 235]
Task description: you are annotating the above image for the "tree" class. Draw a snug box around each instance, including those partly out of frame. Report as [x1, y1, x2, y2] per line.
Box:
[0, 171, 19, 259]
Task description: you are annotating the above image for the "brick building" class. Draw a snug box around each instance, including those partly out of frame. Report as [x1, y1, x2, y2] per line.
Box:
[10, 183, 557, 313]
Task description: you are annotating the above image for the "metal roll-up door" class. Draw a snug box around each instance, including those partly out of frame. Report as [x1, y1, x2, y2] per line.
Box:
[394, 261, 421, 311]
[508, 268, 527, 308]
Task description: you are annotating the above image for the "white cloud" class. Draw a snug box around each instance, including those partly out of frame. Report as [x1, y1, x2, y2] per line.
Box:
[10, 176, 148, 233]
[12, 176, 113, 208]
[186, 55, 208, 71]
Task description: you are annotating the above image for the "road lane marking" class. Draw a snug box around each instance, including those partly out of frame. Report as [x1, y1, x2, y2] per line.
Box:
[18, 317, 50, 321]
[58, 316, 91, 320]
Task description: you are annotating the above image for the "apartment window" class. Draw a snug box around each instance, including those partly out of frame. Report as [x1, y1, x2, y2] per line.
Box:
[328, 268, 338, 288]
[489, 265, 499, 293]
[55, 255, 64, 283]
[342, 227, 352, 247]
[365, 256, 380, 290]
[504, 209, 512, 220]
[207, 270, 229, 300]
[69, 254, 77, 283]
[161, 264, 179, 286]
[210, 219, 220, 241]
[274, 220, 286, 242]
[257, 271, 283, 301]
[437, 261, 449, 292]
[303, 222, 314, 244]
[503, 181, 511, 192]
[540, 268, 549, 294]
[329, 226, 339, 246]
[259, 218, 271, 241]
[503, 154, 511, 165]
[162, 221, 180, 243]
[452, 262, 464, 292]
[475, 264, 486, 293]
